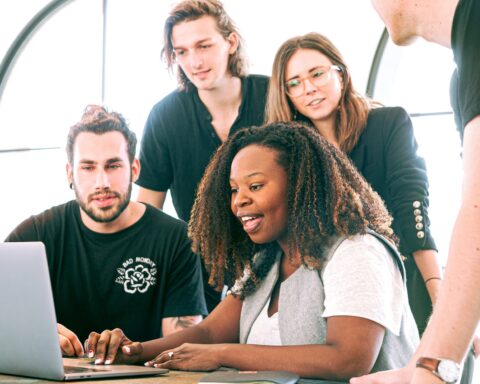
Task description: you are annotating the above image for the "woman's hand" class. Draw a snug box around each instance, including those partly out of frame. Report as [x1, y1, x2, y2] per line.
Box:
[85, 328, 143, 365]
[146, 343, 223, 371]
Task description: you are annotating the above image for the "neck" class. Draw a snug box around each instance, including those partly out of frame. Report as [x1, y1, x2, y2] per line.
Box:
[277, 241, 302, 281]
[79, 201, 146, 234]
[416, 0, 459, 47]
[312, 118, 340, 149]
[197, 75, 242, 113]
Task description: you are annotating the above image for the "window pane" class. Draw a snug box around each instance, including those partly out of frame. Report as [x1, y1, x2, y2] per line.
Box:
[373, 39, 461, 266]
[0, 0, 102, 239]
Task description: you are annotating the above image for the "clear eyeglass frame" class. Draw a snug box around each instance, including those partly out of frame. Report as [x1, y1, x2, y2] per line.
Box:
[285, 65, 341, 98]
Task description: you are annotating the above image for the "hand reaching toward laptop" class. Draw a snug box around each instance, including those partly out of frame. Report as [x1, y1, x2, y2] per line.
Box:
[57, 323, 84, 357]
[85, 328, 143, 365]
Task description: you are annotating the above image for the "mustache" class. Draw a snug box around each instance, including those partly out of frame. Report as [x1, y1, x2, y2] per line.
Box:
[87, 189, 121, 202]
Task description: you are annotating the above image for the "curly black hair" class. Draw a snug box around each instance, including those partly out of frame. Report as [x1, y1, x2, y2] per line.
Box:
[189, 121, 395, 296]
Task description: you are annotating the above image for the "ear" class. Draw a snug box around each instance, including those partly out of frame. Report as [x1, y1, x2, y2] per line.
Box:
[226, 32, 239, 55]
[131, 158, 141, 183]
[66, 162, 73, 185]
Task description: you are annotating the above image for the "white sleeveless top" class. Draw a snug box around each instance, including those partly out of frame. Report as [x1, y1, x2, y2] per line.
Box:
[245, 298, 282, 345]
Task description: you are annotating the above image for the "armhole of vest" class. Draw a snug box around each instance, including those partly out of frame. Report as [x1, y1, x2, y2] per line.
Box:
[318, 231, 406, 284]
[318, 236, 347, 283]
[365, 229, 406, 282]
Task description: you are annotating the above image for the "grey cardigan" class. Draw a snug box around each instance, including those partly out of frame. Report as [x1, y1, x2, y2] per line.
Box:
[238, 232, 419, 372]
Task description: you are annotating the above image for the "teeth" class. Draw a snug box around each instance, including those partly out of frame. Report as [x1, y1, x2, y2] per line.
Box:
[241, 216, 256, 222]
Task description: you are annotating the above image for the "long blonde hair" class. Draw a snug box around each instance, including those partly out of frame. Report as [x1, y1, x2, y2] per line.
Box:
[265, 32, 374, 153]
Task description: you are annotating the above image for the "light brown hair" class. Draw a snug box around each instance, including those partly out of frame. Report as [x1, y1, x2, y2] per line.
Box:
[265, 32, 376, 153]
[162, 0, 248, 90]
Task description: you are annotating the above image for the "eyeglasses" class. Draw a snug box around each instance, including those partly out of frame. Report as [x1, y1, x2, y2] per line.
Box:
[285, 65, 341, 98]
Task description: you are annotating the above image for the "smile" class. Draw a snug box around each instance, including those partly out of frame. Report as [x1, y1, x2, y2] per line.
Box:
[193, 69, 211, 77]
[238, 215, 264, 234]
[307, 98, 325, 107]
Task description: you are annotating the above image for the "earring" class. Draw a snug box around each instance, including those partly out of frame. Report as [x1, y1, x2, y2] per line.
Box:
[293, 109, 298, 120]
[69, 182, 73, 190]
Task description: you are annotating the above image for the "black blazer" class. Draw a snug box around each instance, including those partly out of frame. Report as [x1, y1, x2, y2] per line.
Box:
[348, 106, 437, 257]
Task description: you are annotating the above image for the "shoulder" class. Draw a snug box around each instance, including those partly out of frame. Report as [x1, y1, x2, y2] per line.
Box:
[6, 201, 75, 241]
[334, 234, 393, 260]
[142, 204, 188, 234]
[147, 89, 193, 120]
[326, 234, 401, 282]
[367, 106, 410, 125]
[245, 74, 269, 84]
[29, 201, 74, 225]
[364, 106, 413, 141]
[244, 74, 270, 92]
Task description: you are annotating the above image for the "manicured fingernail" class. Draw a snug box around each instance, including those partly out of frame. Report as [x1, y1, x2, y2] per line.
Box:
[144, 362, 151, 367]
[154, 364, 161, 368]
[105, 359, 112, 365]
[88, 351, 94, 358]
[95, 358, 102, 365]
[123, 346, 130, 353]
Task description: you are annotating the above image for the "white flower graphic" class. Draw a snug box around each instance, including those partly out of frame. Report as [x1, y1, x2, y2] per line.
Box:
[115, 263, 157, 294]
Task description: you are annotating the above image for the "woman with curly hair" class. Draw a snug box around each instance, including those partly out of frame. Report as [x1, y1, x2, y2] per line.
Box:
[266, 32, 441, 335]
[86, 122, 418, 381]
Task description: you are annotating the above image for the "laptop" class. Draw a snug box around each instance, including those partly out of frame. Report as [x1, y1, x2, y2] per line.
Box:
[0, 242, 168, 381]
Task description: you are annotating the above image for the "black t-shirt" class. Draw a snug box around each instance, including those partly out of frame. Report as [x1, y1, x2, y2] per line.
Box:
[450, 0, 480, 139]
[5, 201, 207, 342]
[136, 74, 269, 223]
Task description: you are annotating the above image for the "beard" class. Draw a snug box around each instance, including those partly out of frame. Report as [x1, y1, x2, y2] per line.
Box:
[75, 183, 132, 223]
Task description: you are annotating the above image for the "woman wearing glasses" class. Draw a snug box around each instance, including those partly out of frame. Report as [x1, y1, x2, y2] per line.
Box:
[266, 33, 441, 335]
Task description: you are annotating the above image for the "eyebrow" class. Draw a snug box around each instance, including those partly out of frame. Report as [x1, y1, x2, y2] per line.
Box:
[173, 37, 214, 50]
[286, 65, 326, 81]
[78, 157, 124, 164]
[229, 171, 265, 181]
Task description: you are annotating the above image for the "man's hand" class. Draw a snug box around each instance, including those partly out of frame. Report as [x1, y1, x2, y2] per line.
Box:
[145, 343, 222, 371]
[85, 328, 142, 365]
[58, 323, 84, 357]
[349, 365, 413, 384]
[473, 334, 480, 358]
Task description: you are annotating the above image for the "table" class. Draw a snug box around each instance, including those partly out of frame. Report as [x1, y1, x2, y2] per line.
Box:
[0, 371, 347, 384]
[0, 370, 203, 383]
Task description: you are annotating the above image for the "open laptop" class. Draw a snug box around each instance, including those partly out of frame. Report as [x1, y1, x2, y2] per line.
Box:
[0, 242, 168, 381]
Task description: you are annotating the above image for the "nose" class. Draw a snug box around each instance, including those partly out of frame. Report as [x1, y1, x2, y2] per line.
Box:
[233, 189, 251, 208]
[304, 77, 317, 95]
[190, 50, 203, 69]
[94, 169, 110, 189]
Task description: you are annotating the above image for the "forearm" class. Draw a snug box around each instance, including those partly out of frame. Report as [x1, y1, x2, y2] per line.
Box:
[217, 344, 373, 380]
[418, 205, 480, 362]
[411, 249, 442, 304]
[141, 323, 213, 361]
[162, 315, 203, 336]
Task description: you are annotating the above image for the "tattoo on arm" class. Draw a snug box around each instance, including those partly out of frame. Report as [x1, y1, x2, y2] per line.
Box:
[174, 316, 201, 329]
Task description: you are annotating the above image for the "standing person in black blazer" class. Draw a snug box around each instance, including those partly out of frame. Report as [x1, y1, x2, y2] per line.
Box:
[265, 32, 441, 335]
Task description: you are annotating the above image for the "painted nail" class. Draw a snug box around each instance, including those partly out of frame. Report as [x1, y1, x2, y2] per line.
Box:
[123, 346, 130, 353]
[105, 359, 112, 365]
[88, 351, 94, 358]
[95, 358, 102, 365]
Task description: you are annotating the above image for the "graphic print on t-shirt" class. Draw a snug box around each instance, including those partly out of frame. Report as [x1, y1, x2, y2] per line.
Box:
[115, 257, 157, 294]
